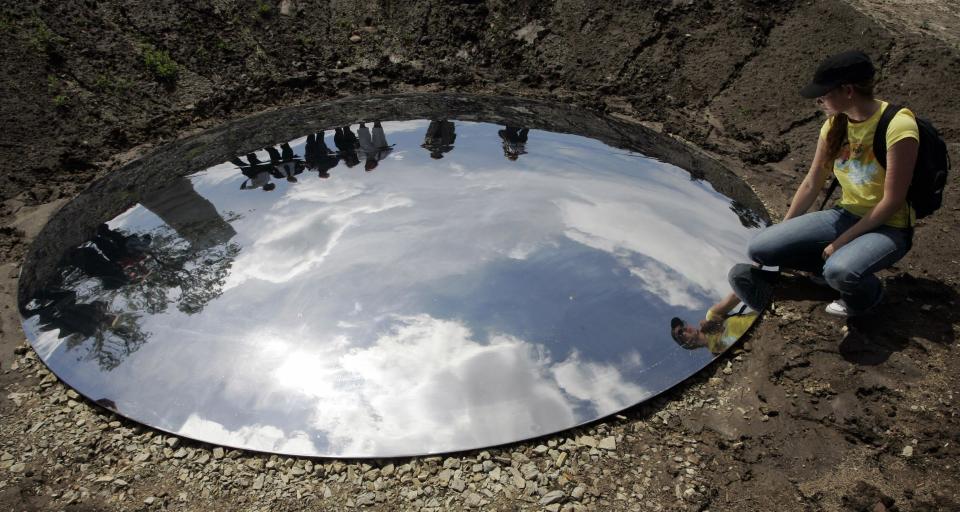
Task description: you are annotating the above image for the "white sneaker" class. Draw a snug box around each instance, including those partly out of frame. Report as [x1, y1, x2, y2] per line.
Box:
[825, 288, 884, 317]
[824, 299, 850, 317]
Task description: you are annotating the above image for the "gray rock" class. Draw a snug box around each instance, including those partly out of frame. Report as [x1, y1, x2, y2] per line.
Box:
[9, 462, 25, 473]
[465, 492, 483, 507]
[144, 496, 157, 505]
[443, 458, 461, 469]
[534, 444, 549, 454]
[212, 447, 225, 459]
[251, 473, 265, 490]
[356, 492, 376, 506]
[165, 437, 180, 449]
[438, 469, 453, 485]
[598, 436, 617, 451]
[577, 436, 598, 448]
[571, 486, 586, 500]
[450, 478, 466, 492]
[902, 445, 914, 457]
[540, 490, 565, 505]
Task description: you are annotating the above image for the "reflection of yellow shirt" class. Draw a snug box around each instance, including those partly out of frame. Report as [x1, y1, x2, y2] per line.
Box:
[704, 309, 759, 354]
[819, 100, 920, 228]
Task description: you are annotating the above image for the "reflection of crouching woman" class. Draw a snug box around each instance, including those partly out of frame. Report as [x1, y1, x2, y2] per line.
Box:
[671, 293, 759, 355]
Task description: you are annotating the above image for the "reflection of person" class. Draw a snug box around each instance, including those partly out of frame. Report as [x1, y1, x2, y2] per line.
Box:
[304, 131, 339, 178]
[498, 126, 529, 161]
[747, 51, 918, 317]
[235, 153, 278, 191]
[670, 292, 759, 355]
[422, 120, 456, 159]
[357, 121, 394, 172]
[266, 143, 304, 183]
[334, 126, 361, 168]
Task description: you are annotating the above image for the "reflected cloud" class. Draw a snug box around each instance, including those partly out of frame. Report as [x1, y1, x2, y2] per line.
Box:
[180, 414, 316, 455]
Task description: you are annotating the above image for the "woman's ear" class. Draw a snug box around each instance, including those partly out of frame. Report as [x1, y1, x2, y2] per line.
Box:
[842, 84, 855, 99]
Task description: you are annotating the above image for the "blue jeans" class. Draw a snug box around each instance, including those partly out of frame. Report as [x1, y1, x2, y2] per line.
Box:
[747, 208, 911, 313]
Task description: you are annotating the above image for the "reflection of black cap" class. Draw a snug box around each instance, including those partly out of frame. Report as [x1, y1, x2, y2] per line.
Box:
[799, 50, 875, 98]
[670, 317, 684, 342]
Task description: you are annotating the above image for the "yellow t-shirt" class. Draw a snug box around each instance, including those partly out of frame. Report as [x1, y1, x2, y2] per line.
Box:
[818, 100, 920, 228]
[704, 309, 759, 355]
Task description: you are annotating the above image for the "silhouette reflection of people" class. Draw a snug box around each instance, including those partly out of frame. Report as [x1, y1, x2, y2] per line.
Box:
[670, 292, 759, 355]
[233, 153, 278, 191]
[422, 120, 456, 159]
[266, 143, 303, 183]
[357, 121, 394, 172]
[498, 126, 529, 161]
[334, 126, 361, 168]
[304, 131, 339, 178]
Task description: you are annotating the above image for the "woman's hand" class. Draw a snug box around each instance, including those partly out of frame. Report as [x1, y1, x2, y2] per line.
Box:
[822, 242, 840, 260]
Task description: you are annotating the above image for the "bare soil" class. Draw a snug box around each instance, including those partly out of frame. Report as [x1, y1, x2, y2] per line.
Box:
[1, 1, 958, 510]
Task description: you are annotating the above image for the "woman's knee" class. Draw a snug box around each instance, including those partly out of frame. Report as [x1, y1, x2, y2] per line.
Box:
[822, 258, 862, 291]
[747, 230, 779, 266]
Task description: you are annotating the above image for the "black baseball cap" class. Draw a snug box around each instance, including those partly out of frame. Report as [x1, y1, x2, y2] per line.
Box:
[670, 317, 685, 342]
[799, 50, 875, 98]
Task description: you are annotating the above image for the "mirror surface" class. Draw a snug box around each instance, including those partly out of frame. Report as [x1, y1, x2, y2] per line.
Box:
[20, 107, 766, 457]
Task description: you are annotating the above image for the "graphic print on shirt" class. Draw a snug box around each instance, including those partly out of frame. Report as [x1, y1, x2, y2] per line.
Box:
[836, 141, 881, 187]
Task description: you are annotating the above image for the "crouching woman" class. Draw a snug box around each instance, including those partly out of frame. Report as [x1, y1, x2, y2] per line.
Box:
[747, 50, 919, 316]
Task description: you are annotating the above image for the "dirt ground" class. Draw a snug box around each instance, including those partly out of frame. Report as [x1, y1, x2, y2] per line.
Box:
[1, 1, 959, 510]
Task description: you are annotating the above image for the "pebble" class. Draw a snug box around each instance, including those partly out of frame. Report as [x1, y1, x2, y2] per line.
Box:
[571, 485, 586, 500]
[349, 34, 362, 43]
[902, 445, 914, 457]
[598, 436, 617, 451]
[540, 490, 565, 505]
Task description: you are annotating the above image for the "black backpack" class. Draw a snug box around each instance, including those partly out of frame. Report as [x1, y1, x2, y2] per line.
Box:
[820, 104, 951, 219]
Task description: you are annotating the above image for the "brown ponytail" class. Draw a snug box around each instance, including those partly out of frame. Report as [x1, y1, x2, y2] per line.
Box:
[825, 113, 849, 162]
[821, 78, 876, 163]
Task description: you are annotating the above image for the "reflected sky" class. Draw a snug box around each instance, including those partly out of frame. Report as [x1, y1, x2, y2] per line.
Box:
[22, 120, 764, 457]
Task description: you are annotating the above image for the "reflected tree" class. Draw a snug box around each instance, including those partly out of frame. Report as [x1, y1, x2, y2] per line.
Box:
[32, 220, 239, 370]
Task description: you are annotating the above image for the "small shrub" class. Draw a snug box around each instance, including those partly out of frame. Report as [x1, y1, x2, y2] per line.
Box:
[30, 18, 65, 60]
[142, 47, 179, 82]
[256, 0, 272, 18]
[52, 94, 68, 108]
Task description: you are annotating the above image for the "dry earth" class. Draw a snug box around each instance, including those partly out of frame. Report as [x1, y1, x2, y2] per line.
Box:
[1, 1, 959, 511]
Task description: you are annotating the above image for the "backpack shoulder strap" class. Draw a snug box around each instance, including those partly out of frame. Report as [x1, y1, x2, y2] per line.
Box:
[872, 103, 903, 170]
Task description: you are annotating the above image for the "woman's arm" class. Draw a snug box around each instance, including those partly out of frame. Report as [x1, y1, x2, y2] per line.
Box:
[708, 292, 741, 318]
[784, 137, 834, 221]
[822, 138, 918, 258]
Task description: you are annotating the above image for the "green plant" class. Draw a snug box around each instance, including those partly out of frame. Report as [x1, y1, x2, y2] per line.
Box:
[29, 17, 65, 59]
[52, 94, 68, 108]
[256, 0, 272, 18]
[142, 47, 179, 82]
